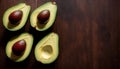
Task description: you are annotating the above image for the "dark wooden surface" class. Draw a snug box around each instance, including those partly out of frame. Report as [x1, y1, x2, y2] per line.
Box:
[0, 0, 119, 69]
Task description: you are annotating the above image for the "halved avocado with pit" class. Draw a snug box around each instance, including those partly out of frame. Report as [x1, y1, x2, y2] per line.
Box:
[3, 3, 31, 31]
[30, 2, 57, 31]
[34, 32, 59, 64]
[6, 33, 33, 62]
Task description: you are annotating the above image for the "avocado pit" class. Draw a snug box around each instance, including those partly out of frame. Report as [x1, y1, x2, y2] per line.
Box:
[12, 39, 26, 56]
[9, 10, 23, 25]
[37, 10, 50, 24]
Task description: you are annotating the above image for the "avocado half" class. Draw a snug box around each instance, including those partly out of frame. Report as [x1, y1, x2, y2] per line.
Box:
[30, 2, 57, 31]
[6, 33, 33, 62]
[3, 3, 31, 31]
[35, 32, 59, 64]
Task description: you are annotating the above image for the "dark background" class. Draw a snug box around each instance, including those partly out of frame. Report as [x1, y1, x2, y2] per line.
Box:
[0, 0, 119, 69]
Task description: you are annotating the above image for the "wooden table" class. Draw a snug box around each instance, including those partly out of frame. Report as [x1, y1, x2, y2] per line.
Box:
[0, 0, 119, 69]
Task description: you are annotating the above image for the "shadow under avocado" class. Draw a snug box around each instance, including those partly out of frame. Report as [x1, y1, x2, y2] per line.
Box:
[5, 46, 31, 69]
[28, 21, 53, 47]
[32, 60, 56, 69]
[5, 58, 28, 69]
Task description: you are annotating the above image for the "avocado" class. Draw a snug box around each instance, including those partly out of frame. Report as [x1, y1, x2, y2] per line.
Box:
[3, 3, 31, 31]
[30, 2, 57, 31]
[6, 33, 33, 62]
[34, 32, 59, 64]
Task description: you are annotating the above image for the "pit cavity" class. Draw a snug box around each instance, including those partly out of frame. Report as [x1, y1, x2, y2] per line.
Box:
[41, 45, 53, 59]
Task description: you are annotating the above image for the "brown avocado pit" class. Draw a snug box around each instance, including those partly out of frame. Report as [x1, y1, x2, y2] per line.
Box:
[37, 10, 50, 24]
[9, 10, 23, 25]
[12, 39, 26, 56]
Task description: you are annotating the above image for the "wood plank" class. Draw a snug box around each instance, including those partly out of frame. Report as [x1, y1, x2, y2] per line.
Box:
[0, 0, 119, 69]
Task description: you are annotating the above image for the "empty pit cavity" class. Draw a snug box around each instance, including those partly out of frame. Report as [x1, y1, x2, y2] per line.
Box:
[41, 45, 53, 59]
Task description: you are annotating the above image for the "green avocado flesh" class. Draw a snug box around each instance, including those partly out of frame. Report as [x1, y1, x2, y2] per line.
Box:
[35, 32, 59, 64]
[6, 33, 33, 62]
[30, 2, 57, 31]
[3, 3, 31, 31]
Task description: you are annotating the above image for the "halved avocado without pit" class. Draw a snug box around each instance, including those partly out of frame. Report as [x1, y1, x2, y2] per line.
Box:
[34, 32, 59, 64]
[6, 33, 33, 62]
[3, 3, 31, 31]
[30, 2, 57, 31]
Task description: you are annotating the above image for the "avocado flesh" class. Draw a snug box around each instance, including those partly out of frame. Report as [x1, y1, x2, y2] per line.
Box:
[35, 32, 59, 64]
[6, 33, 33, 62]
[30, 2, 57, 31]
[3, 3, 31, 31]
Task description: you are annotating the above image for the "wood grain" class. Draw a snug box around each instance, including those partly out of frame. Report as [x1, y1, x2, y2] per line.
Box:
[0, 0, 119, 69]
